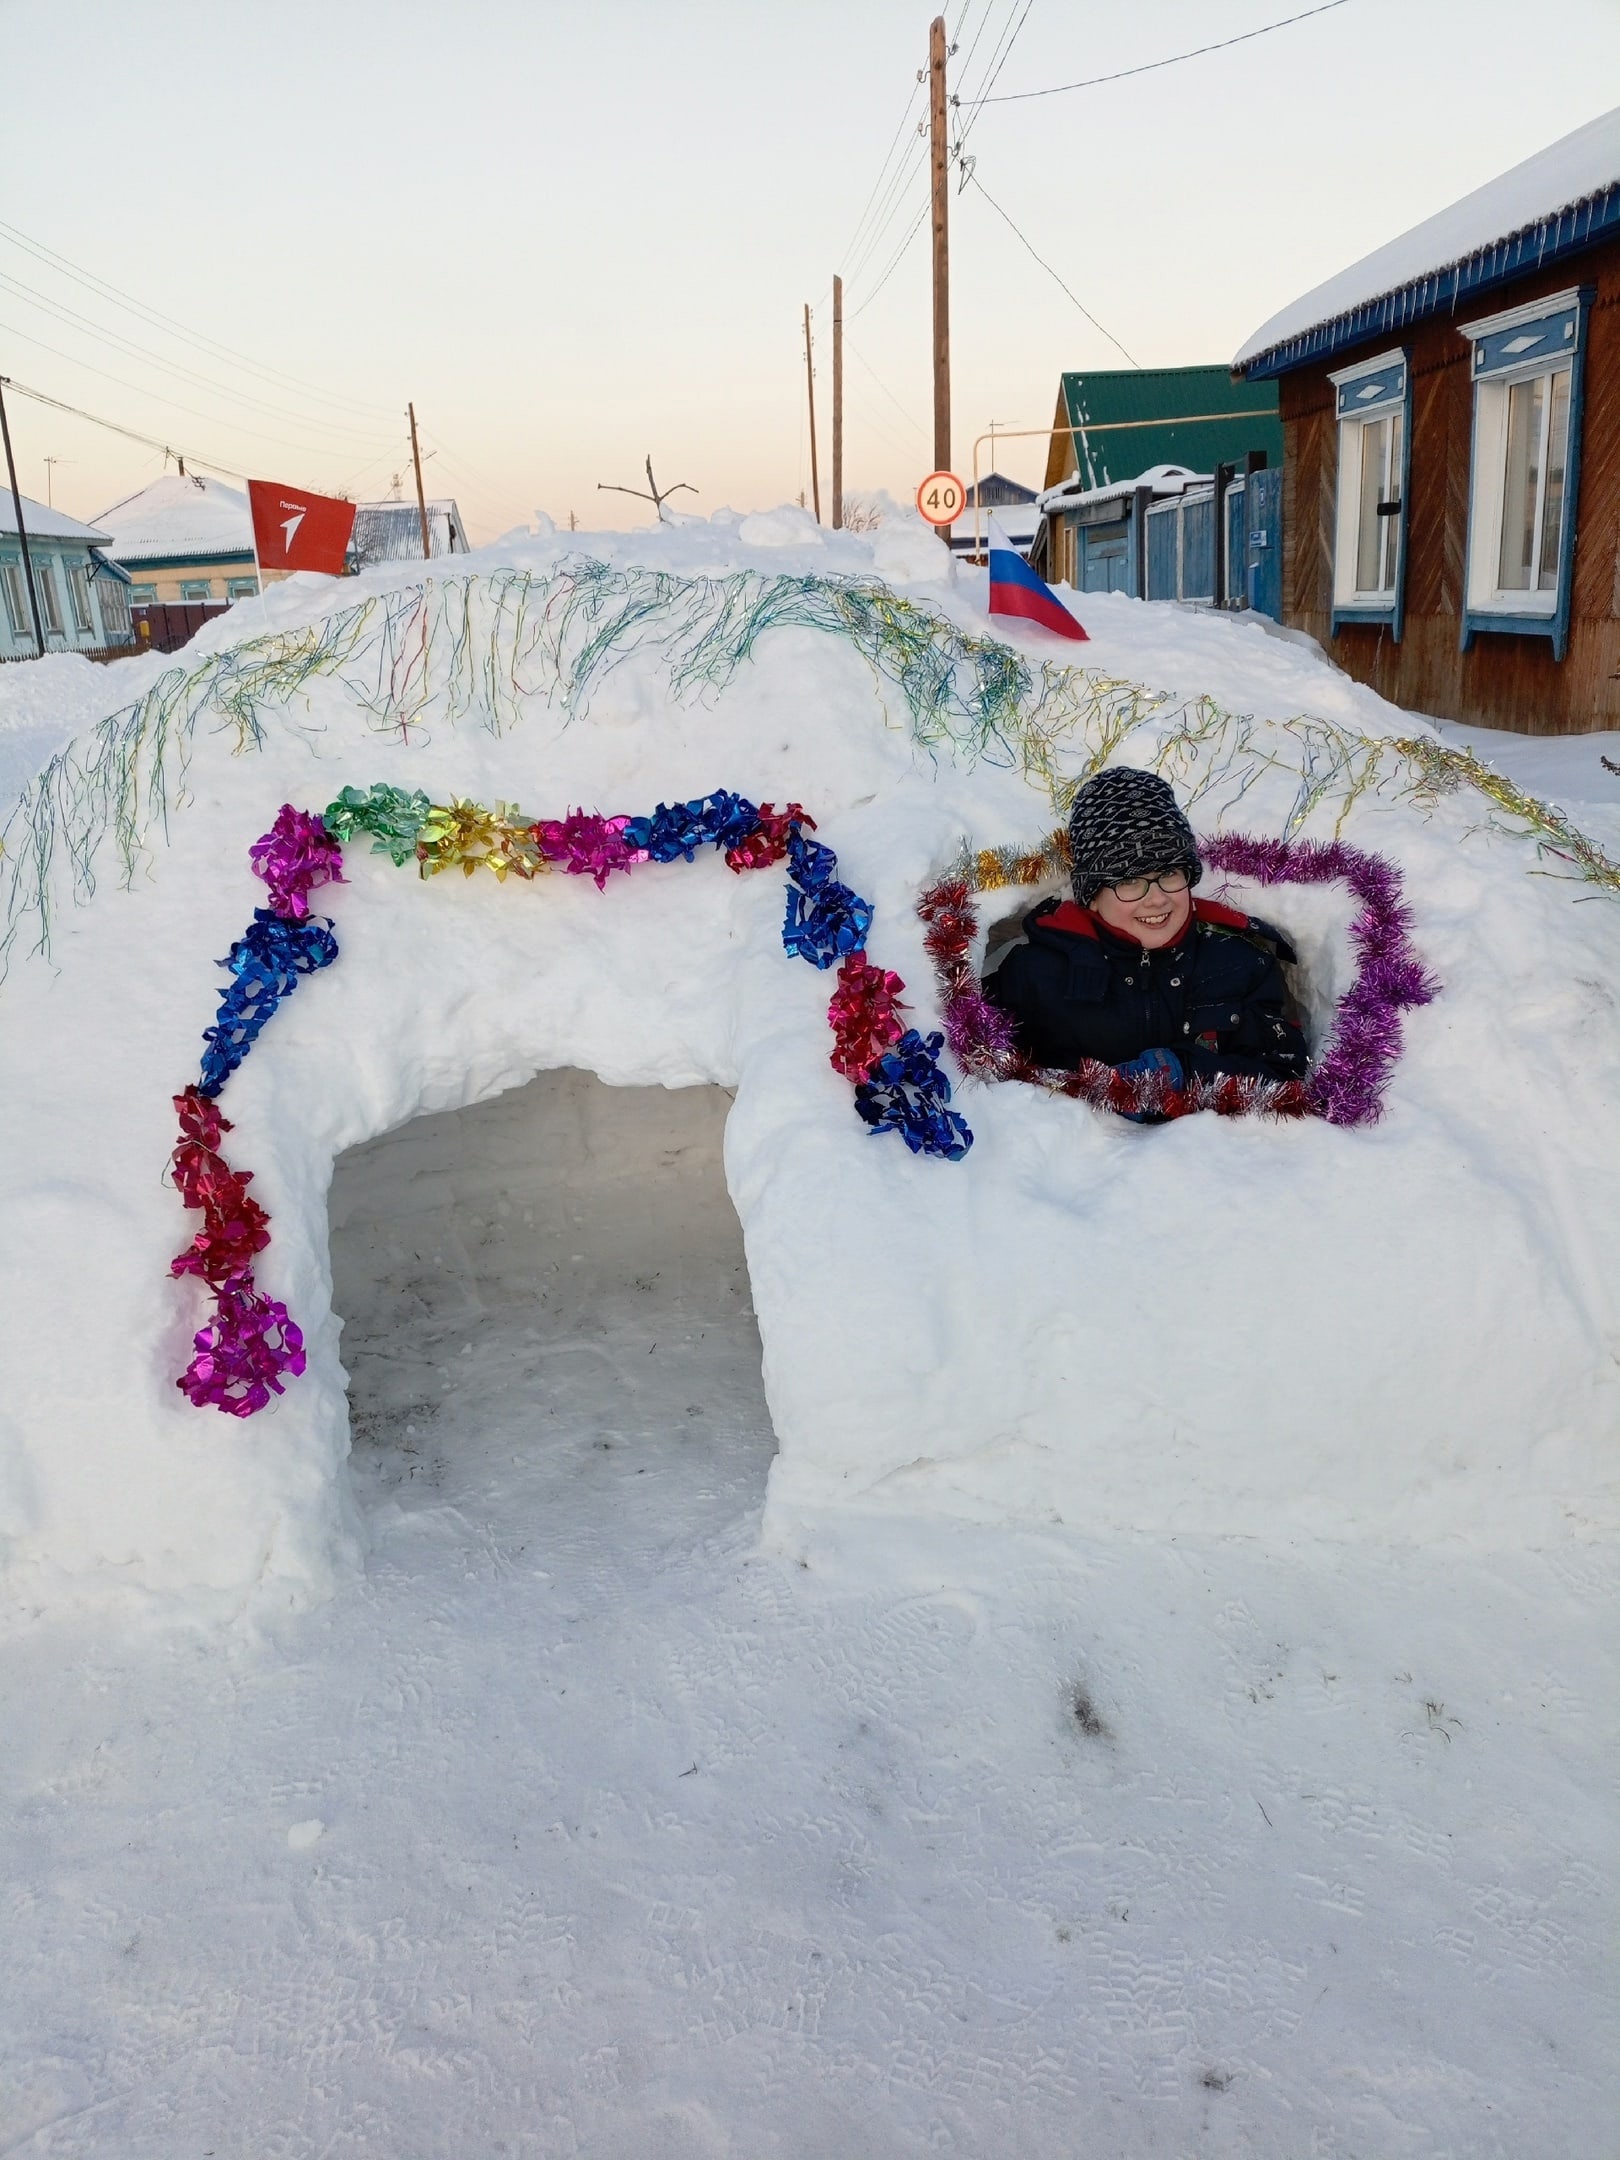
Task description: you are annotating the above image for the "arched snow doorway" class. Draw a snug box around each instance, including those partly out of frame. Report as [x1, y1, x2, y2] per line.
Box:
[328, 1070, 772, 1523]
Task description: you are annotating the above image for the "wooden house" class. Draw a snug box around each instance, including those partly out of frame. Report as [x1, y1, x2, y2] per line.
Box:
[949, 472, 1040, 561]
[1235, 108, 1620, 734]
[1, 495, 134, 658]
[96, 473, 261, 606]
[1033, 366, 1281, 607]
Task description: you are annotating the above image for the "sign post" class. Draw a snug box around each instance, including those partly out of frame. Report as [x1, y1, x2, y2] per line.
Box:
[915, 470, 965, 531]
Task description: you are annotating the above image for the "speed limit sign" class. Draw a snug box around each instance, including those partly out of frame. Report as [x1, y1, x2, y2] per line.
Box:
[915, 470, 966, 526]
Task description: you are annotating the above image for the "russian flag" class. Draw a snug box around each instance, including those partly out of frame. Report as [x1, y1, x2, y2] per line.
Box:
[987, 515, 1088, 642]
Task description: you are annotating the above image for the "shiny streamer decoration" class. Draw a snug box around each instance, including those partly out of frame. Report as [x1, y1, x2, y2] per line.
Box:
[827, 953, 907, 1080]
[11, 559, 1617, 982]
[247, 804, 346, 920]
[920, 828, 1437, 1127]
[172, 781, 972, 1416]
[169, 1085, 304, 1415]
[197, 909, 339, 1099]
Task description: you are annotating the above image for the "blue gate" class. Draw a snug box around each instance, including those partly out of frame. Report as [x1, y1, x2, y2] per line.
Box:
[1245, 468, 1284, 620]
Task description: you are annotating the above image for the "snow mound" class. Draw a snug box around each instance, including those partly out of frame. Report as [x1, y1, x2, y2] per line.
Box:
[2, 520, 1617, 1622]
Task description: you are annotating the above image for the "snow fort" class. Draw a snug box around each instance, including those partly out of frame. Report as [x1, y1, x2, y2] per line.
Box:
[2, 514, 1617, 1622]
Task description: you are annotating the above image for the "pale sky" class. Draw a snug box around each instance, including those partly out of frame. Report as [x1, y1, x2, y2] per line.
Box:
[3, 0, 1618, 539]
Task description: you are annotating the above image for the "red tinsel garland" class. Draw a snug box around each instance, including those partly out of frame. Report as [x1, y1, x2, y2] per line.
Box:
[169, 1085, 272, 1286]
[826, 951, 907, 1079]
[725, 802, 812, 874]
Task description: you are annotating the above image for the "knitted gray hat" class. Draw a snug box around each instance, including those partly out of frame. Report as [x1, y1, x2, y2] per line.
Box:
[1066, 766, 1202, 905]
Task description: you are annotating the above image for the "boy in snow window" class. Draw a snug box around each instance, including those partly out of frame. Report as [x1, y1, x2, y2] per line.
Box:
[983, 767, 1308, 1093]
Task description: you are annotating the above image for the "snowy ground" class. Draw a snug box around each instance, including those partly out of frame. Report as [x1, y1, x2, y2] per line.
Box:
[4, 1067, 1614, 2157]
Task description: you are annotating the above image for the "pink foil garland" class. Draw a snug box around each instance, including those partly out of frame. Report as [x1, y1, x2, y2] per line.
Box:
[178, 1282, 307, 1418]
[532, 810, 645, 889]
[249, 805, 346, 920]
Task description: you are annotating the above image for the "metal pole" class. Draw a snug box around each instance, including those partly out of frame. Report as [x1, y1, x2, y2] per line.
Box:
[929, 14, 951, 478]
[0, 375, 46, 655]
[831, 274, 844, 531]
[408, 401, 432, 560]
[802, 304, 821, 523]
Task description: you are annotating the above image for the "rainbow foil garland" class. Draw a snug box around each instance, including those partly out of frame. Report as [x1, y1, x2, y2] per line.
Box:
[172, 782, 969, 1416]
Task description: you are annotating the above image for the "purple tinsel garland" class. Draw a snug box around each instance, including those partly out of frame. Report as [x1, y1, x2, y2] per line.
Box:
[1199, 832, 1439, 1127]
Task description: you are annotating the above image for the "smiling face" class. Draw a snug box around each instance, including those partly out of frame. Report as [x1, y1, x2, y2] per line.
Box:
[1090, 873, 1194, 950]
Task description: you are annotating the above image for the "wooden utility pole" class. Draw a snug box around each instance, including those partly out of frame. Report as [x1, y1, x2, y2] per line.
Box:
[408, 401, 432, 560]
[929, 13, 951, 478]
[802, 303, 822, 523]
[831, 275, 844, 530]
[0, 375, 46, 655]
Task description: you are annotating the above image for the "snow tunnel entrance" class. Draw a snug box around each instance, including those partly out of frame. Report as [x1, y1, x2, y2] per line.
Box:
[327, 1070, 773, 1522]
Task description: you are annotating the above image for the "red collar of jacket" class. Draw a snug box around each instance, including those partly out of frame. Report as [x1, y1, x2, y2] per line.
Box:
[1040, 895, 1249, 950]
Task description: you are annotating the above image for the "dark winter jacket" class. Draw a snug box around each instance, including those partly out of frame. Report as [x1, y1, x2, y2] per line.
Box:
[983, 896, 1309, 1082]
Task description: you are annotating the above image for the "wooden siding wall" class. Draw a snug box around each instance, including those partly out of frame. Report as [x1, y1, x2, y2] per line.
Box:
[1279, 233, 1620, 735]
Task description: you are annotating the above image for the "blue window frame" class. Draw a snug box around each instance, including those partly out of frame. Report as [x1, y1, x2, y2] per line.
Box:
[1459, 286, 1590, 662]
[1328, 348, 1411, 641]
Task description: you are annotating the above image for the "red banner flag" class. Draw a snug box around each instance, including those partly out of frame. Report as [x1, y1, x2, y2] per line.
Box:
[247, 480, 356, 576]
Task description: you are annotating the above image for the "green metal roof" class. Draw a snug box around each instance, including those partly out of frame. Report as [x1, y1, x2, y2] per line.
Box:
[1057, 366, 1282, 490]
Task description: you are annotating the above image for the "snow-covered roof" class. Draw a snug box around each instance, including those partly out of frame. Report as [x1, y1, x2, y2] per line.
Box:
[0, 493, 112, 545]
[1237, 106, 1620, 376]
[1036, 463, 1205, 514]
[351, 499, 467, 564]
[93, 473, 254, 563]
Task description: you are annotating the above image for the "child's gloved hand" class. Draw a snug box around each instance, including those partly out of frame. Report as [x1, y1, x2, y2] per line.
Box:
[1113, 1046, 1184, 1123]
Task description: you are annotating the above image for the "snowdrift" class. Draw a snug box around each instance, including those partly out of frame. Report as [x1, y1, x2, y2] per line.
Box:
[2, 511, 1617, 1621]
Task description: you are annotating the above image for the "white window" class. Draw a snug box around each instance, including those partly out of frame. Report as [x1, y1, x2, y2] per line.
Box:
[66, 561, 94, 635]
[96, 577, 132, 640]
[130, 583, 158, 604]
[0, 561, 27, 637]
[1329, 350, 1408, 616]
[1460, 288, 1583, 634]
[225, 576, 260, 601]
[180, 578, 214, 602]
[36, 560, 63, 636]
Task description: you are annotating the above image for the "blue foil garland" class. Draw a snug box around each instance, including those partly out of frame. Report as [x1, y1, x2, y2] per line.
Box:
[782, 881, 874, 968]
[623, 790, 761, 863]
[780, 822, 875, 969]
[853, 1028, 974, 1160]
[786, 827, 839, 891]
[198, 908, 340, 1098]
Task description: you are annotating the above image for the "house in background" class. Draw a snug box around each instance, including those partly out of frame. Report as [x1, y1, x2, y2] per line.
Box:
[1033, 366, 1282, 607]
[0, 494, 134, 658]
[351, 498, 469, 569]
[948, 473, 1040, 561]
[95, 472, 260, 606]
[1236, 106, 1620, 734]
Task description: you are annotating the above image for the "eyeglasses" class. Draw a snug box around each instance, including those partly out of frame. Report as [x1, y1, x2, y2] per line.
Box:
[1106, 868, 1190, 903]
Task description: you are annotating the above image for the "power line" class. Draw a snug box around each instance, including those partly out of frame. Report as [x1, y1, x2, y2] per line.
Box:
[0, 375, 249, 481]
[955, 0, 1037, 148]
[976, 0, 1352, 104]
[0, 316, 392, 466]
[952, 0, 998, 90]
[850, 200, 929, 320]
[964, 169, 1139, 365]
[845, 334, 930, 445]
[844, 134, 929, 292]
[0, 217, 398, 422]
[838, 76, 926, 275]
[0, 267, 395, 450]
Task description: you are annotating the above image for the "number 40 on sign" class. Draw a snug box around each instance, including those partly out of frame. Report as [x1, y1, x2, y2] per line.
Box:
[915, 471, 965, 526]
